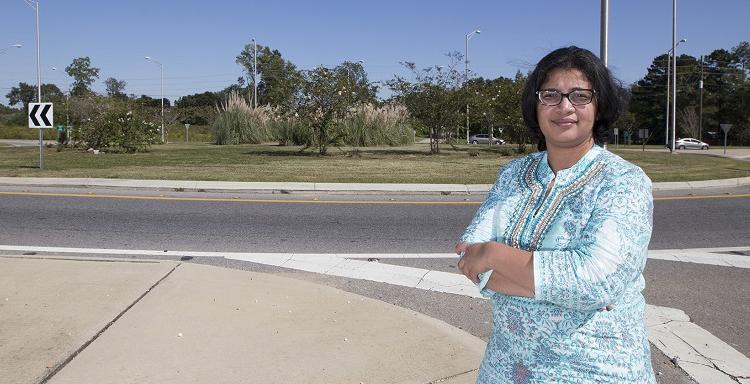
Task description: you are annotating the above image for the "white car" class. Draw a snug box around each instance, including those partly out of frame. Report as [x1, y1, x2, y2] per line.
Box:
[673, 138, 709, 150]
[469, 134, 505, 145]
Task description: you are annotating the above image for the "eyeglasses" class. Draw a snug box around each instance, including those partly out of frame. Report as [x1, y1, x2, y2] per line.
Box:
[536, 89, 596, 106]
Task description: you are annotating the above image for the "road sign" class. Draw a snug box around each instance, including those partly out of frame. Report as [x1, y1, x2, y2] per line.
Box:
[639, 129, 649, 139]
[28, 102, 53, 128]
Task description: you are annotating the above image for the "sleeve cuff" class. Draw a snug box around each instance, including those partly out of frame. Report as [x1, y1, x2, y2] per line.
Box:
[532, 250, 545, 301]
[477, 270, 496, 298]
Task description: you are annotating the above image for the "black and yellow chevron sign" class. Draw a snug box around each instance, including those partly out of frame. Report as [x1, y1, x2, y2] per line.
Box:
[28, 102, 54, 128]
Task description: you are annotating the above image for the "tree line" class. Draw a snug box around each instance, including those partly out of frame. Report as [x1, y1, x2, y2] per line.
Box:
[2, 41, 748, 153]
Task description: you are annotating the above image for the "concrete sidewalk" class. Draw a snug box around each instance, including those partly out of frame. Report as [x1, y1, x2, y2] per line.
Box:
[1, 176, 749, 194]
[0, 255, 485, 384]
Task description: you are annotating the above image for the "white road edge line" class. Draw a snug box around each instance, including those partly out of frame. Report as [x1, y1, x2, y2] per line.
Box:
[0, 245, 748, 268]
[1, 245, 749, 383]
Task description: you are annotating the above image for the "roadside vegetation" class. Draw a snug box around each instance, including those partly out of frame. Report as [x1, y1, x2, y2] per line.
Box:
[0, 143, 747, 183]
[1, 40, 748, 178]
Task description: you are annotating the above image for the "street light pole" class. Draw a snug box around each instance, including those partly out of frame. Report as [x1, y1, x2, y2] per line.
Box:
[465, 30, 480, 144]
[252, 38, 258, 108]
[600, 0, 609, 67]
[145, 56, 165, 143]
[671, 0, 678, 154]
[699, 55, 704, 141]
[23, 0, 43, 168]
[664, 38, 686, 150]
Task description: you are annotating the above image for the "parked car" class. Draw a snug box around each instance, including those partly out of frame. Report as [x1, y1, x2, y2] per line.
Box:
[667, 138, 709, 150]
[469, 134, 505, 145]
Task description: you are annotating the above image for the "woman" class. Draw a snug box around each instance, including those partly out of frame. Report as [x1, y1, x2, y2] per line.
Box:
[456, 46, 655, 383]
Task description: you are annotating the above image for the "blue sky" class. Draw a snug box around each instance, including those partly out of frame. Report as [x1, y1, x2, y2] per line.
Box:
[1, 0, 748, 105]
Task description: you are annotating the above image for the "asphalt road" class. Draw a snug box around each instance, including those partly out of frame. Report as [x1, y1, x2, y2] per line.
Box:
[0, 185, 748, 252]
[1, 185, 748, 383]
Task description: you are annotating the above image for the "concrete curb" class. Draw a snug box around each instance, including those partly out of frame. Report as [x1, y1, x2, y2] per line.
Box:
[1, 176, 748, 194]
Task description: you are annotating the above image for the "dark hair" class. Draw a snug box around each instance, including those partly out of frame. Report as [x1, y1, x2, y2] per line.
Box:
[521, 46, 622, 151]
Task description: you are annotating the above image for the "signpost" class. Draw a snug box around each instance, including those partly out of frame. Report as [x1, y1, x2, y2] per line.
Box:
[185, 123, 191, 143]
[28, 102, 53, 169]
[720, 124, 733, 155]
[613, 128, 619, 148]
[639, 129, 649, 152]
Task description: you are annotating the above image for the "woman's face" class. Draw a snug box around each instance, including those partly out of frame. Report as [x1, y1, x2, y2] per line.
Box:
[536, 68, 597, 150]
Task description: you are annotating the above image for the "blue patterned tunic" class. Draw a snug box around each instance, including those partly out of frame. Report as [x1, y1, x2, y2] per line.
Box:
[462, 145, 655, 383]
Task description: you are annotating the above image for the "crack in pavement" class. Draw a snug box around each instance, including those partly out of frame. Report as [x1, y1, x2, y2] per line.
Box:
[426, 368, 479, 383]
[37, 263, 182, 384]
[415, 270, 430, 287]
[670, 329, 740, 381]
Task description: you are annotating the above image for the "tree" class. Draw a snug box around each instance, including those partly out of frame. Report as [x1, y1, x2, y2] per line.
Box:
[174, 91, 222, 125]
[6, 82, 36, 107]
[175, 91, 222, 108]
[678, 107, 700, 139]
[236, 44, 303, 113]
[629, 42, 750, 145]
[135, 94, 170, 108]
[297, 65, 349, 155]
[387, 53, 464, 153]
[614, 111, 637, 144]
[702, 47, 748, 143]
[65, 56, 100, 96]
[104, 77, 127, 98]
[5, 82, 63, 108]
[491, 71, 528, 151]
[336, 60, 378, 108]
[629, 53, 700, 143]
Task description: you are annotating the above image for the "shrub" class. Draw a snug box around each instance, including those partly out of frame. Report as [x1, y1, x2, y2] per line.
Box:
[77, 103, 159, 153]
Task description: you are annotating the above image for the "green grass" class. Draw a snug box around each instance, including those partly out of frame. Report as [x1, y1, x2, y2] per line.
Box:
[612, 149, 750, 182]
[0, 124, 57, 140]
[0, 143, 748, 183]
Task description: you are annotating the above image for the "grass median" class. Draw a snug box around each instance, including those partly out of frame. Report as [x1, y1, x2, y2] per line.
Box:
[0, 142, 748, 184]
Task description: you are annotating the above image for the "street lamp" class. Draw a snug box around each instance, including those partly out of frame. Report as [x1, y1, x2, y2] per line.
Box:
[664, 38, 686, 150]
[22, 0, 44, 168]
[0, 44, 22, 55]
[145, 56, 165, 143]
[465, 29, 480, 144]
[251, 38, 257, 108]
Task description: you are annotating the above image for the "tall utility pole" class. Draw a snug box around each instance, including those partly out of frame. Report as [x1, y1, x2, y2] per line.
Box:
[465, 30, 480, 144]
[600, 0, 609, 67]
[252, 38, 258, 108]
[671, 0, 678, 153]
[145, 56, 165, 143]
[664, 38, 686, 149]
[23, 0, 43, 168]
[699, 55, 704, 141]
[665, 53, 671, 148]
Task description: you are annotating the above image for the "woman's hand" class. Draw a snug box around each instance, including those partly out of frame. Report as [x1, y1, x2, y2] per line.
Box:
[455, 242, 495, 284]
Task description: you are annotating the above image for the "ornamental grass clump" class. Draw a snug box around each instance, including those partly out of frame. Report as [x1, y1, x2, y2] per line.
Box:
[213, 91, 275, 145]
[339, 103, 413, 147]
[271, 114, 314, 146]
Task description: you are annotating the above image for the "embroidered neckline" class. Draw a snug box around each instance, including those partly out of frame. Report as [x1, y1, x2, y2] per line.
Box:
[506, 153, 605, 251]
